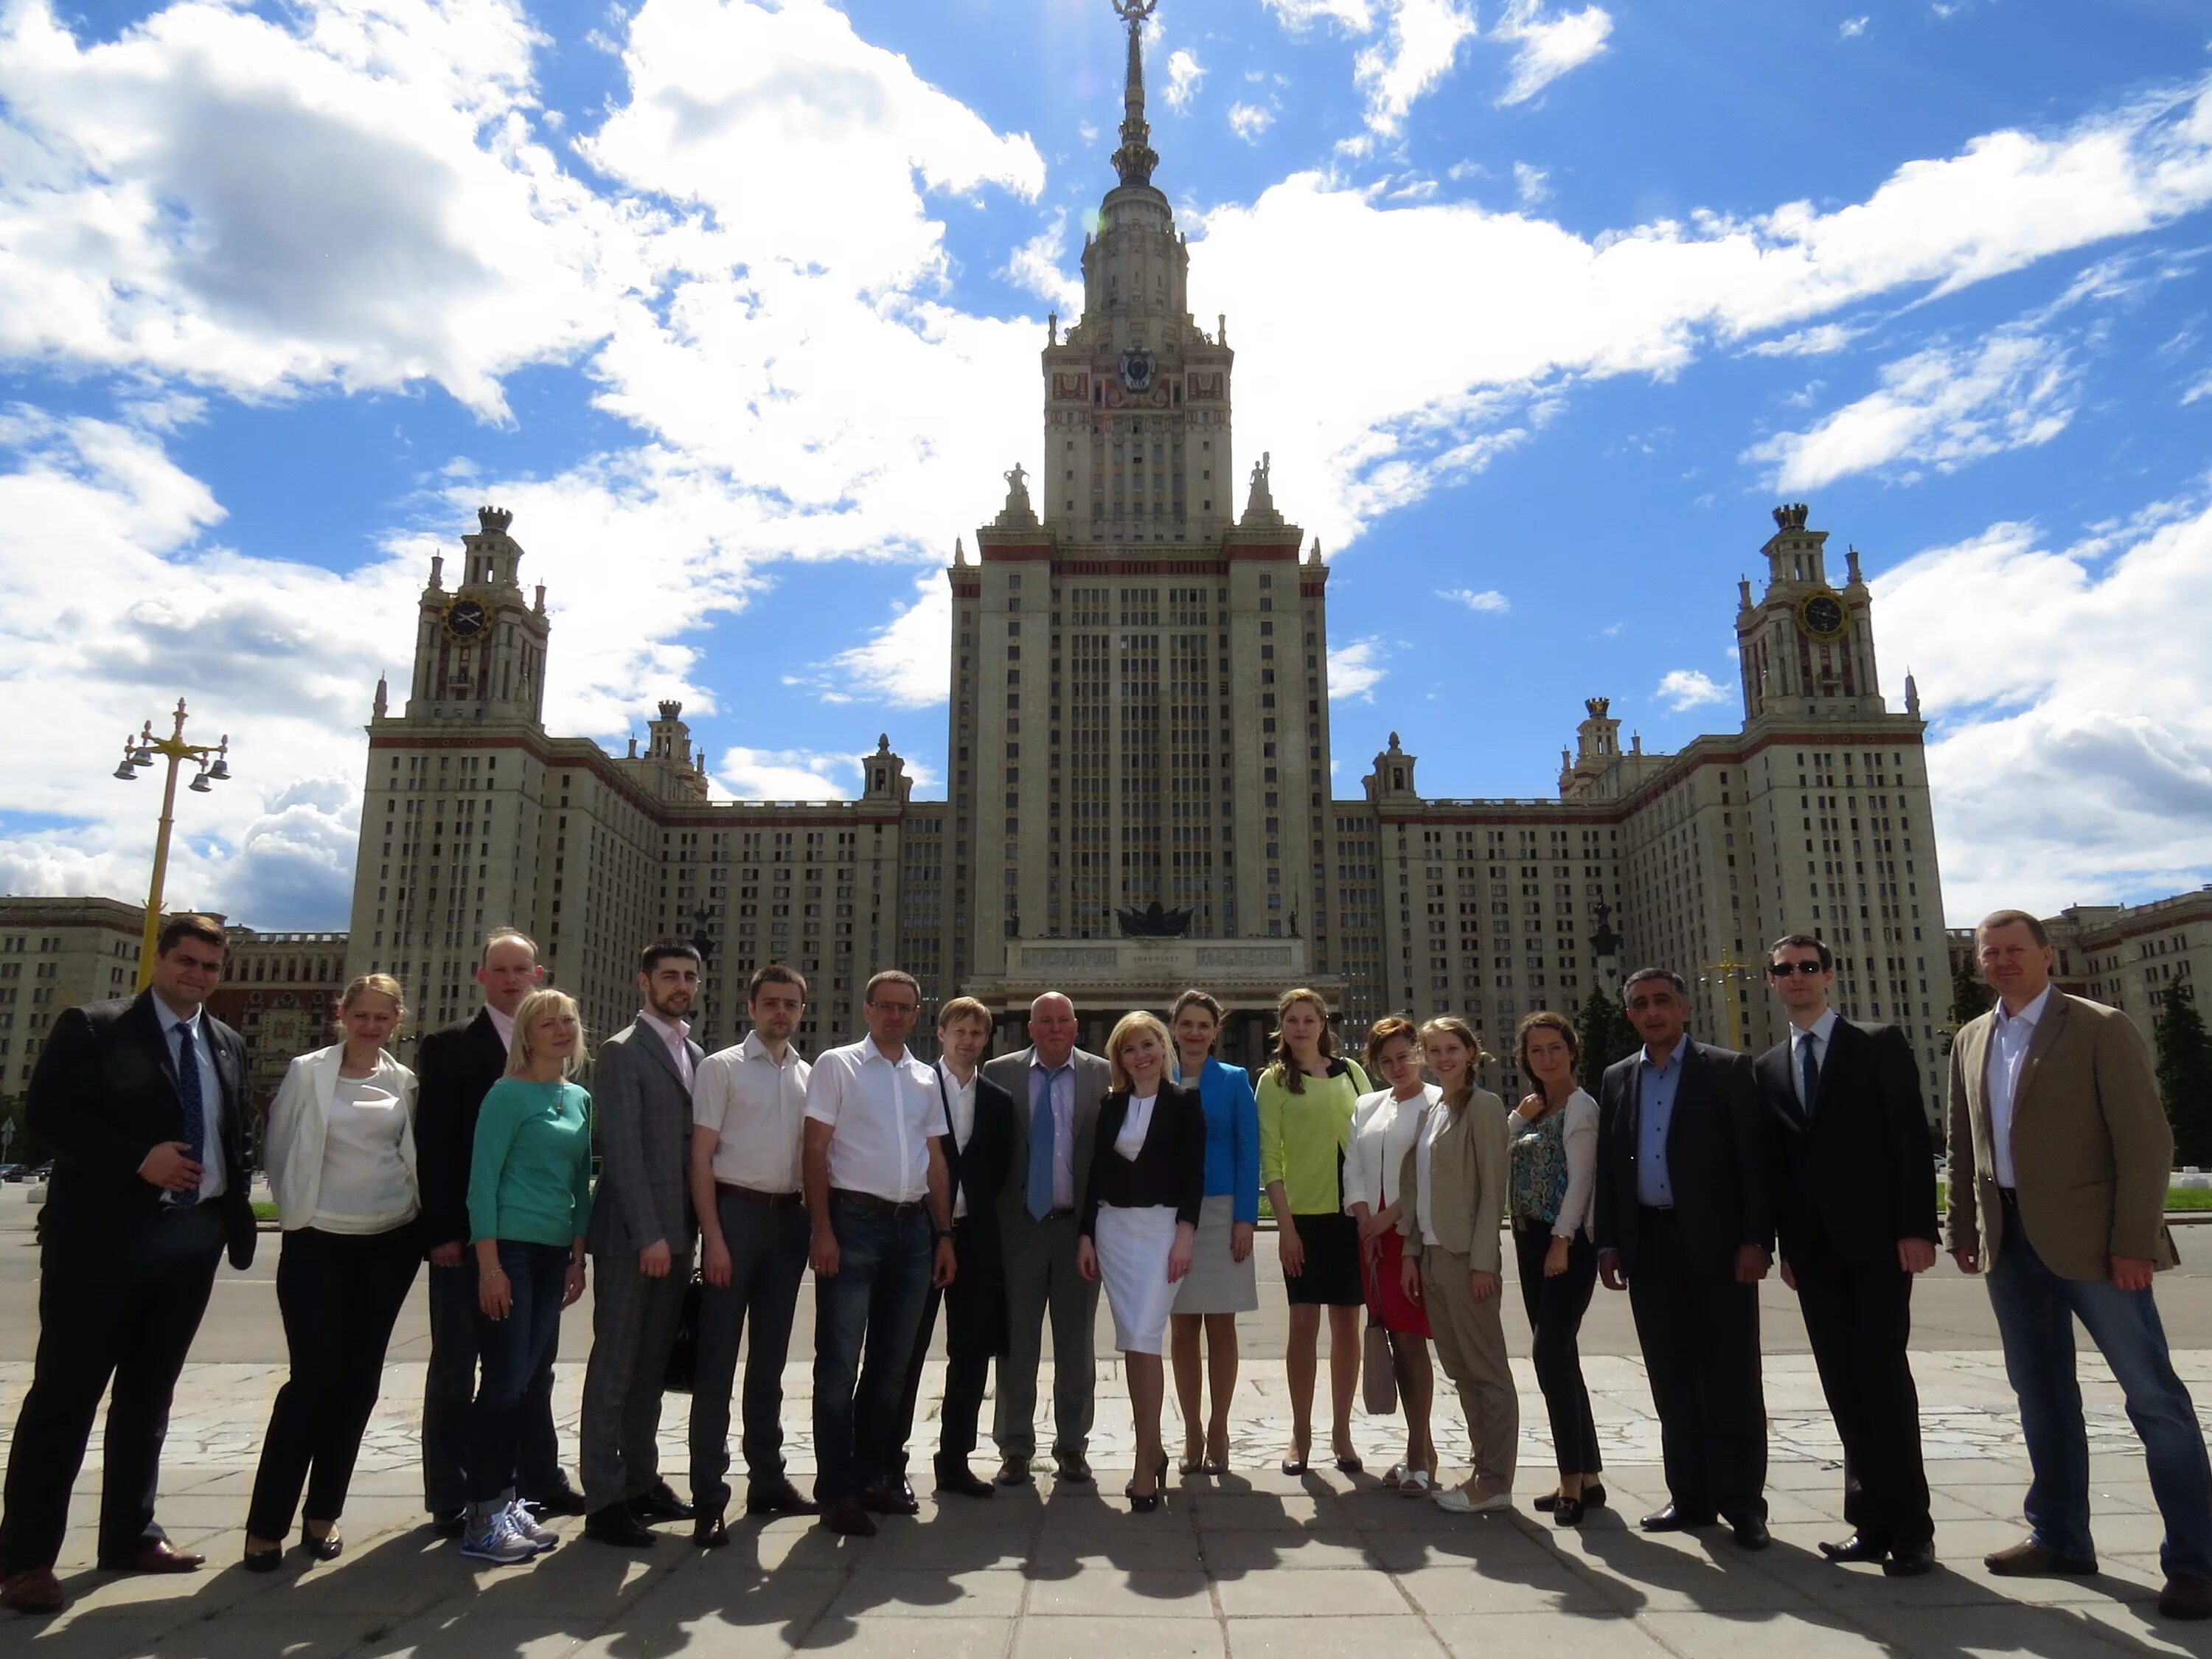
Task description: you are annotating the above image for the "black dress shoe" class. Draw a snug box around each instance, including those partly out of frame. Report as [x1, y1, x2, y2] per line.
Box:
[582, 1504, 658, 1548]
[429, 1509, 466, 1540]
[818, 1497, 878, 1537]
[240, 1548, 284, 1573]
[692, 1510, 728, 1549]
[1728, 1513, 1771, 1551]
[2160, 1574, 2212, 1619]
[630, 1481, 695, 1523]
[1820, 1533, 1892, 1564]
[526, 1482, 590, 1518]
[299, 1529, 343, 1562]
[1552, 1496, 1587, 1528]
[859, 1481, 919, 1517]
[1054, 1455, 1093, 1485]
[935, 1461, 995, 1500]
[995, 1458, 1036, 1488]
[1641, 1503, 1719, 1532]
[1885, 1541, 1936, 1578]
[745, 1481, 820, 1518]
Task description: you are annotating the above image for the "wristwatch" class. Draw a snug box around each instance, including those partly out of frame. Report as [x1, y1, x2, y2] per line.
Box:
[935, 1228, 954, 1243]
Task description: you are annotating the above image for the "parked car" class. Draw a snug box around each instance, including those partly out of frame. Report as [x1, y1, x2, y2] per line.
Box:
[0, 1164, 19, 1183]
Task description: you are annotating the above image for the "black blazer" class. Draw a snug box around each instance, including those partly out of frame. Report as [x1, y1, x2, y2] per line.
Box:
[1079, 1082, 1207, 1238]
[27, 992, 255, 1265]
[933, 1065, 1017, 1354]
[1592, 1040, 1770, 1281]
[415, 1008, 509, 1250]
[1756, 1018, 1938, 1268]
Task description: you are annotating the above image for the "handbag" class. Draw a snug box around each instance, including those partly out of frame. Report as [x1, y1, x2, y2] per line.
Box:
[661, 1271, 704, 1395]
[1360, 1250, 1398, 1415]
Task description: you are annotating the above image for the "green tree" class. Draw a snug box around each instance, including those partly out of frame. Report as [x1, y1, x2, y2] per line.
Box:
[1945, 956, 1994, 1054]
[2154, 984, 2212, 1167]
[1576, 986, 1639, 1089]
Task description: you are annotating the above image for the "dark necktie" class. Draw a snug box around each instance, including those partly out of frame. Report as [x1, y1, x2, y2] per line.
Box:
[1798, 1033, 1821, 1127]
[1028, 1068, 1061, 1221]
[175, 1020, 206, 1206]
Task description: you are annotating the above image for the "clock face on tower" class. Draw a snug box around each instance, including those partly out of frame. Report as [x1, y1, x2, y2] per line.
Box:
[1796, 591, 1846, 641]
[442, 595, 489, 640]
[1121, 349, 1154, 391]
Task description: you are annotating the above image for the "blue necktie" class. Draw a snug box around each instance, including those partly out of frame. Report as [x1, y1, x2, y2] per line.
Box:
[1798, 1033, 1820, 1127]
[1028, 1068, 1060, 1221]
[174, 1021, 206, 1207]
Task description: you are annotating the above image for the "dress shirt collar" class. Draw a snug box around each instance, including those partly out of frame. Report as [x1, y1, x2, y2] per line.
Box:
[1639, 1041, 1683, 1074]
[938, 1058, 977, 1091]
[1996, 984, 2053, 1034]
[152, 995, 202, 1042]
[863, 1038, 911, 1068]
[1793, 1007, 1840, 1048]
[740, 1028, 797, 1068]
[483, 1003, 516, 1052]
[637, 1005, 692, 1052]
[1031, 1050, 1076, 1077]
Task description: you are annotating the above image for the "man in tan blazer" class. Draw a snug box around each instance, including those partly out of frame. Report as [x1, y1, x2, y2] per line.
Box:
[1947, 909, 2212, 1618]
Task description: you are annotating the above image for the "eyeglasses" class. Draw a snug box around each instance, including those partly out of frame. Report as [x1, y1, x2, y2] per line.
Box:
[869, 1001, 919, 1016]
[1766, 961, 1827, 978]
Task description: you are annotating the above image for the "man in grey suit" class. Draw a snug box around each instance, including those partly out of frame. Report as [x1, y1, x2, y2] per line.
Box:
[983, 992, 1111, 1484]
[580, 941, 706, 1547]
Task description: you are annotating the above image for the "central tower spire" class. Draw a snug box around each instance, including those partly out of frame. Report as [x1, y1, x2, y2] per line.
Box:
[1111, 0, 1159, 189]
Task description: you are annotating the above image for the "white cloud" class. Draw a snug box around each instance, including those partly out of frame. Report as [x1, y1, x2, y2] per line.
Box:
[1656, 668, 1731, 710]
[1839, 15, 1870, 38]
[811, 570, 953, 709]
[1354, 0, 1480, 136]
[1004, 209, 1085, 316]
[1228, 101, 1276, 142]
[1164, 47, 1205, 112]
[1439, 586, 1510, 612]
[1743, 321, 1868, 358]
[1258, 0, 1377, 29]
[1492, 0, 1613, 107]
[715, 745, 855, 801]
[1874, 490, 2212, 921]
[1329, 638, 1388, 700]
[1513, 161, 1552, 204]
[2183, 368, 2212, 406]
[1743, 324, 2078, 491]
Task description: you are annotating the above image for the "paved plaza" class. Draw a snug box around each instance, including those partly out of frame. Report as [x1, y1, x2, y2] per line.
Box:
[8, 1203, 2212, 1658]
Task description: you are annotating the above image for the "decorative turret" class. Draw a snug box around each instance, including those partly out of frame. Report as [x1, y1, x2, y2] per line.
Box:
[1735, 501, 1885, 723]
[1365, 732, 1419, 803]
[1110, 0, 1160, 189]
[1559, 696, 1622, 797]
[405, 506, 549, 727]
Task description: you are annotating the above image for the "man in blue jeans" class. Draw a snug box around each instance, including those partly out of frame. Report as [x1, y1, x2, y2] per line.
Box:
[801, 970, 957, 1537]
[1947, 908, 2212, 1620]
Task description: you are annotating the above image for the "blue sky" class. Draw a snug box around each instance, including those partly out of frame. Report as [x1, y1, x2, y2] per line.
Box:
[2, 0, 2210, 931]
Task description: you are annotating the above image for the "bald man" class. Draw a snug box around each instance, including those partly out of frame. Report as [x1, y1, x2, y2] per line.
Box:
[981, 995, 1112, 1484]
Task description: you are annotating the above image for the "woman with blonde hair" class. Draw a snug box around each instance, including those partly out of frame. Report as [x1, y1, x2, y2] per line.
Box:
[1509, 1010, 1604, 1526]
[1344, 1016, 1441, 1495]
[1400, 1016, 1517, 1513]
[1077, 1011, 1207, 1512]
[1166, 989, 1261, 1476]
[459, 988, 594, 1564]
[1256, 987, 1372, 1475]
[243, 975, 422, 1570]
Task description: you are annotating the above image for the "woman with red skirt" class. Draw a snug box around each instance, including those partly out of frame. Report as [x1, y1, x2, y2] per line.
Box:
[1343, 1017, 1440, 1495]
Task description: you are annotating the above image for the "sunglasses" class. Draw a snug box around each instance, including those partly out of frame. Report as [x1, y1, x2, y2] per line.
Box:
[1766, 961, 1827, 978]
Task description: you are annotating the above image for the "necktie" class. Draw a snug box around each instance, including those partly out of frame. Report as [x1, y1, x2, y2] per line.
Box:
[1798, 1032, 1821, 1127]
[1028, 1068, 1060, 1221]
[175, 1020, 206, 1207]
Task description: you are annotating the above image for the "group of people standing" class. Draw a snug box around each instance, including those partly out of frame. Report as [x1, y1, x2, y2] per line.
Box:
[4, 908, 2211, 1624]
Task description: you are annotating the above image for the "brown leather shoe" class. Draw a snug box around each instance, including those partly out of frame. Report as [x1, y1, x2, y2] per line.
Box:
[2160, 1576, 2212, 1621]
[692, 1509, 728, 1549]
[101, 1540, 206, 1574]
[0, 1569, 65, 1615]
[1983, 1539, 2096, 1577]
[817, 1496, 877, 1537]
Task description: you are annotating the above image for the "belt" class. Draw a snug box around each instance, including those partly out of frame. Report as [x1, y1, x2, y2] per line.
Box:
[1026, 1206, 1077, 1222]
[717, 1182, 804, 1209]
[830, 1187, 930, 1218]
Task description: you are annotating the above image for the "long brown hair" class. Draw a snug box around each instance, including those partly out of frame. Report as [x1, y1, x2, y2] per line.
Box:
[1417, 1015, 1491, 1113]
[1515, 1010, 1580, 1108]
[1267, 987, 1339, 1094]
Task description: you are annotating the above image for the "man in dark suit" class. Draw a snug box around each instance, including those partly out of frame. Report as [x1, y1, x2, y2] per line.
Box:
[982, 992, 1112, 1485]
[1593, 965, 1773, 1549]
[1757, 933, 1938, 1576]
[580, 941, 705, 1547]
[416, 929, 582, 1533]
[888, 995, 1016, 1501]
[0, 914, 257, 1617]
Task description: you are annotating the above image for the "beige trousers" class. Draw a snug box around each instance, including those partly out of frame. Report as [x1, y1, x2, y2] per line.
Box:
[1421, 1248, 1518, 1486]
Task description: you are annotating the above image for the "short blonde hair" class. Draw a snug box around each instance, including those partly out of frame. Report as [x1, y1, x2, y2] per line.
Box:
[1105, 1010, 1173, 1095]
[507, 989, 582, 1079]
[937, 995, 992, 1034]
[341, 973, 406, 1015]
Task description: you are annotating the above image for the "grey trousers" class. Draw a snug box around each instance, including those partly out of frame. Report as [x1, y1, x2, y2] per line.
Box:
[579, 1248, 693, 1512]
[992, 1208, 1098, 1464]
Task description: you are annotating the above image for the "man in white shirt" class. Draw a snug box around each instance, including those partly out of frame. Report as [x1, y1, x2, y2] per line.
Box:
[686, 965, 818, 1544]
[803, 971, 956, 1537]
[888, 997, 1018, 1502]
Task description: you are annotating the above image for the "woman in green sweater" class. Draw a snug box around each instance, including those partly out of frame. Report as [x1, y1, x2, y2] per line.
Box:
[1256, 987, 1371, 1476]
[460, 989, 594, 1565]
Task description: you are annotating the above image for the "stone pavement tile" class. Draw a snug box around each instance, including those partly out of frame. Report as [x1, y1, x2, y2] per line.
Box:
[845, 1515, 1035, 1571]
[1360, 1517, 1572, 1576]
[1764, 1460, 1853, 1492]
[1029, 1530, 1210, 1573]
[1738, 1531, 2007, 1609]
[1197, 1528, 1371, 1573]
[46, 1559, 284, 1620]
[116, 1613, 395, 1659]
[1854, 1599, 2154, 1659]
[823, 1566, 1027, 1621]
[434, 1544, 670, 1619]
[1182, 1492, 1346, 1531]
[631, 1560, 846, 1641]
[2076, 1599, 2212, 1657]
[1638, 1608, 1899, 1658]
[790, 1615, 1016, 1656]
[1924, 1456, 2036, 1486]
[220, 1537, 470, 1618]
[1024, 1566, 1214, 1616]
[344, 1610, 588, 1658]
[1038, 1492, 1196, 1532]
[0, 1615, 189, 1659]
[1428, 1608, 1672, 1659]
[1555, 1527, 1820, 1613]
[1213, 1565, 1406, 1617]
[1012, 1614, 1225, 1659]
[1391, 1557, 1615, 1616]
[1222, 1614, 1446, 1658]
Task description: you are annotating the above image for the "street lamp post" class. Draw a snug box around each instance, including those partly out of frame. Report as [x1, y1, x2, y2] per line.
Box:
[1698, 950, 1756, 1052]
[113, 698, 233, 991]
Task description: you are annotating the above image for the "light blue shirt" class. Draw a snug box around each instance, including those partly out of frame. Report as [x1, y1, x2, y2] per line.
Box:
[1634, 1044, 1682, 1208]
[153, 995, 226, 1201]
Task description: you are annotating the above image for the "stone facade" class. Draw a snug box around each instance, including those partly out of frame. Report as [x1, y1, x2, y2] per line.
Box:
[338, 11, 1952, 1104]
[201, 928, 351, 1130]
[0, 897, 145, 1097]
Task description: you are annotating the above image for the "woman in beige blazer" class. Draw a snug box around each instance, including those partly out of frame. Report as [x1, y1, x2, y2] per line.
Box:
[1399, 1016, 1517, 1514]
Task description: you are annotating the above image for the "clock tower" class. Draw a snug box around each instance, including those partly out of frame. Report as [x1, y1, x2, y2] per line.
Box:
[1735, 501, 1885, 722]
[404, 505, 551, 727]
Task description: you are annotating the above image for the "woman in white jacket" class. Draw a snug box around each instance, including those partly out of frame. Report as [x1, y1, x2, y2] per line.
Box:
[242, 974, 422, 1569]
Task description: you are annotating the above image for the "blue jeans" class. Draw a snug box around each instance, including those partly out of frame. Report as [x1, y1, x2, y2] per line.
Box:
[811, 1197, 933, 1506]
[466, 1242, 571, 1506]
[1988, 1200, 2212, 1580]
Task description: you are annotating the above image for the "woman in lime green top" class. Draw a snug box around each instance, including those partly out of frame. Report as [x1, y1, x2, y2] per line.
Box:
[460, 989, 593, 1565]
[1256, 987, 1371, 1476]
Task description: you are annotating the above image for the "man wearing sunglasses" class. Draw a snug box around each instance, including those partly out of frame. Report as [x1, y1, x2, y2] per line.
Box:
[1755, 934, 1937, 1577]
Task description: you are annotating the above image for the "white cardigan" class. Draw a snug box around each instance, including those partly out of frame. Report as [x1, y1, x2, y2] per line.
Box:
[264, 1044, 420, 1231]
[1343, 1083, 1442, 1213]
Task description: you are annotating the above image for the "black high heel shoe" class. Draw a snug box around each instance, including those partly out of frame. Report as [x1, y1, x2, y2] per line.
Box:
[299, 1528, 343, 1562]
[1125, 1480, 1160, 1514]
[240, 1546, 283, 1573]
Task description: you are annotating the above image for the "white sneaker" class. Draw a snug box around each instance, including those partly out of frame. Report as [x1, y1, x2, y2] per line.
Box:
[503, 1499, 559, 1554]
[459, 1506, 537, 1565]
[1435, 1483, 1513, 1514]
